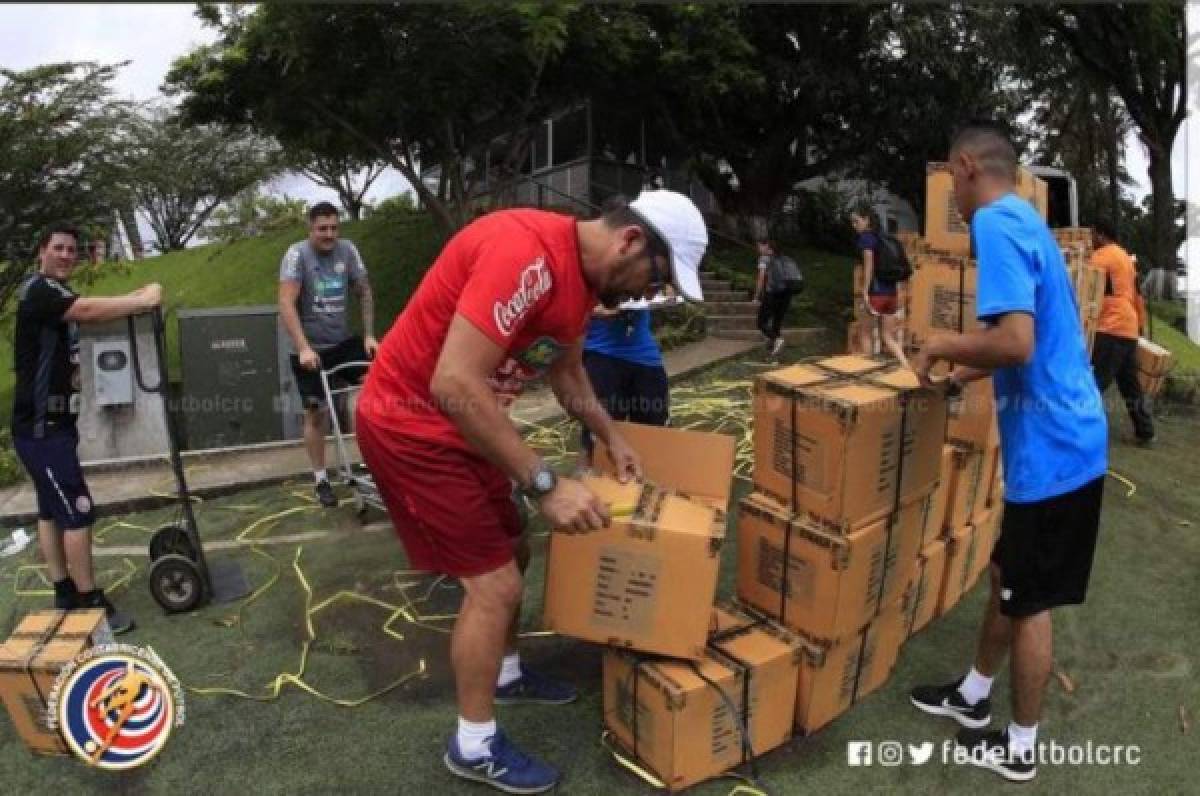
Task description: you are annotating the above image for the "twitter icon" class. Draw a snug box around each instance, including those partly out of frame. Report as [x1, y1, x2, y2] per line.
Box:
[908, 742, 935, 765]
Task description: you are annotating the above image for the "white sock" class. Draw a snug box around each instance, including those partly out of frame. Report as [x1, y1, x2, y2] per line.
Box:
[1007, 721, 1037, 759]
[958, 667, 994, 706]
[496, 653, 522, 688]
[456, 716, 497, 760]
[314, 469, 328, 484]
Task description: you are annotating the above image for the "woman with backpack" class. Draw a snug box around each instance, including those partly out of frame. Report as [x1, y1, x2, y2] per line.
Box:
[851, 207, 910, 365]
[753, 238, 803, 360]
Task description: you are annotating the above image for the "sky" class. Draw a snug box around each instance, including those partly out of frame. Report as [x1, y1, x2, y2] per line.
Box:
[0, 3, 1188, 228]
[0, 2, 413, 249]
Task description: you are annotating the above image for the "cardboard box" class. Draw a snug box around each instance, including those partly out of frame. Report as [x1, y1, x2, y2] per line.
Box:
[907, 257, 978, 346]
[602, 606, 802, 792]
[946, 376, 998, 451]
[1136, 337, 1173, 378]
[943, 443, 985, 534]
[923, 447, 954, 546]
[976, 443, 1002, 516]
[937, 512, 1000, 617]
[1137, 369, 1168, 398]
[924, 163, 971, 256]
[793, 600, 905, 734]
[735, 490, 926, 642]
[0, 609, 113, 755]
[753, 364, 947, 532]
[544, 423, 735, 659]
[936, 524, 974, 617]
[963, 505, 1002, 594]
[901, 538, 948, 638]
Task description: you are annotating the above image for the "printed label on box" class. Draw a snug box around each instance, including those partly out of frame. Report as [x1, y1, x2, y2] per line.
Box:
[771, 419, 827, 494]
[593, 547, 662, 634]
[756, 538, 814, 602]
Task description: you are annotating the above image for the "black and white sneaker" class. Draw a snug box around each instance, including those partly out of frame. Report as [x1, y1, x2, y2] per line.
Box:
[910, 677, 991, 728]
[315, 479, 338, 508]
[955, 727, 1037, 783]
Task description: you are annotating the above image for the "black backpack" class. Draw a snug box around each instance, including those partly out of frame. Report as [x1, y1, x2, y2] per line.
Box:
[767, 255, 805, 294]
[874, 235, 912, 283]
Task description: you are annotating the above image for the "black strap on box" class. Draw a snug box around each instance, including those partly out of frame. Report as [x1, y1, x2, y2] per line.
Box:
[630, 655, 649, 762]
[687, 656, 762, 788]
[781, 396, 799, 623]
[22, 611, 69, 718]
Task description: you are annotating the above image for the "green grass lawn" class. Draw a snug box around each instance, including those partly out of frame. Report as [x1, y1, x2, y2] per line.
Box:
[1, 347, 1196, 794]
[0, 213, 448, 413]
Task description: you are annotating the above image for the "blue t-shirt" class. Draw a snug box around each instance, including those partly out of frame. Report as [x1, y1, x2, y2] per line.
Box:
[856, 231, 897, 296]
[972, 193, 1108, 503]
[584, 309, 663, 368]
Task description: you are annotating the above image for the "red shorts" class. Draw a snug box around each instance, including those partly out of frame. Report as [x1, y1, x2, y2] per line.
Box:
[356, 416, 522, 578]
[868, 294, 899, 315]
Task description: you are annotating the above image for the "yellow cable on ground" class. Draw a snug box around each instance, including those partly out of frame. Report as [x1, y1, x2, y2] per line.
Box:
[1108, 469, 1137, 498]
[187, 547, 427, 706]
[13, 559, 138, 597]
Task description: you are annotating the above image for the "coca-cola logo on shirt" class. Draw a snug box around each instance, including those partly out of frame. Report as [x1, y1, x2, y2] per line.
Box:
[493, 257, 553, 337]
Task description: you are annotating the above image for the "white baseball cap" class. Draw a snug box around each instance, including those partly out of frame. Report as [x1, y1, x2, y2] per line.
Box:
[628, 189, 709, 302]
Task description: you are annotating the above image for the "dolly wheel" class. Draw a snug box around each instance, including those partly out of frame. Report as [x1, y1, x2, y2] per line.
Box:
[149, 554, 205, 613]
[149, 524, 197, 562]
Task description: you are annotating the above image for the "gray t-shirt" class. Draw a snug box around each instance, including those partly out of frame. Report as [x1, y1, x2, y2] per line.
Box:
[279, 239, 367, 350]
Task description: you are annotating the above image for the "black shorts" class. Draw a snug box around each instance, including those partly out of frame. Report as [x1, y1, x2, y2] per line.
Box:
[13, 427, 96, 530]
[290, 336, 370, 410]
[991, 476, 1105, 618]
[581, 350, 669, 453]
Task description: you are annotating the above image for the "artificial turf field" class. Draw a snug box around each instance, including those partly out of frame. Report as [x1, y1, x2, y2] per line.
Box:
[1, 351, 1197, 795]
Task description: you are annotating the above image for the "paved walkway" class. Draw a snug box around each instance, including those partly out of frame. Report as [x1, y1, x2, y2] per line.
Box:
[0, 336, 763, 528]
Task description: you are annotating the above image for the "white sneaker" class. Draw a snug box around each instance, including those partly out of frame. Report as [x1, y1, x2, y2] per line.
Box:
[770, 338, 786, 357]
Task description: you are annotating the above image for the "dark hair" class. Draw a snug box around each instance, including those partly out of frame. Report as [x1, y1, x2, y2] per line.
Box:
[308, 202, 339, 222]
[757, 238, 777, 254]
[601, 194, 668, 257]
[36, 222, 80, 252]
[1093, 218, 1118, 243]
[949, 122, 1018, 180]
[851, 203, 880, 231]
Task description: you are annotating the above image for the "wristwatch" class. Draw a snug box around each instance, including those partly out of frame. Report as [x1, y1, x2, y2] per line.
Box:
[522, 460, 558, 500]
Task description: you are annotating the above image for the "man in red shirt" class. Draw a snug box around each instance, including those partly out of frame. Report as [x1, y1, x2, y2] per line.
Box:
[356, 191, 708, 793]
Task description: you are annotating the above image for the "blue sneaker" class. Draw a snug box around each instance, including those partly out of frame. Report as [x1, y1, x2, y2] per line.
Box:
[494, 667, 578, 705]
[444, 730, 560, 794]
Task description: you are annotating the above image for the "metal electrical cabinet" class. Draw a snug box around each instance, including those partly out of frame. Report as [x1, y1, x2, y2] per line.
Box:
[177, 306, 303, 450]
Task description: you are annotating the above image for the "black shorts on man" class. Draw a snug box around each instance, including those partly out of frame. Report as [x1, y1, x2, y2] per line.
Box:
[990, 476, 1105, 618]
[290, 335, 370, 410]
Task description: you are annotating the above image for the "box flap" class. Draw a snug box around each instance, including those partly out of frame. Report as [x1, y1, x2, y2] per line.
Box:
[760, 365, 832, 390]
[10, 611, 65, 639]
[595, 421, 735, 507]
[582, 475, 721, 539]
[709, 608, 797, 669]
[56, 609, 106, 638]
[866, 366, 923, 392]
[814, 355, 888, 377]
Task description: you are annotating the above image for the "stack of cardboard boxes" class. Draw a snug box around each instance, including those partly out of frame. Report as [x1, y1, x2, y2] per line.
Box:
[1054, 228, 1105, 355]
[543, 422, 807, 791]
[736, 356, 949, 733]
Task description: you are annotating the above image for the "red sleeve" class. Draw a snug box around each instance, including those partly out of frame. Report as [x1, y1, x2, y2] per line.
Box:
[455, 238, 555, 348]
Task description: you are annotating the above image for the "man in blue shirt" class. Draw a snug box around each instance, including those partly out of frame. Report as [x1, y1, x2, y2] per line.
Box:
[909, 125, 1108, 783]
[580, 305, 668, 465]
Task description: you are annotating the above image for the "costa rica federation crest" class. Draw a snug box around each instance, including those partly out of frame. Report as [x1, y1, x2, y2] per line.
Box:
[49, 645, 183, 770]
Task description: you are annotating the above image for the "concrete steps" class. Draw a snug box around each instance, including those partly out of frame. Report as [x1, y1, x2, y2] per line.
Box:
[710, 327, 827, 344]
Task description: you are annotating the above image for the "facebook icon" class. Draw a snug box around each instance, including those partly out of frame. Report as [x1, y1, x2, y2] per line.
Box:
[847, 741, 873, 766]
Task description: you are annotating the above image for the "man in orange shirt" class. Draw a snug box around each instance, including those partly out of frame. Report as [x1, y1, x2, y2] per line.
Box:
[1089, 219, 1154, 444]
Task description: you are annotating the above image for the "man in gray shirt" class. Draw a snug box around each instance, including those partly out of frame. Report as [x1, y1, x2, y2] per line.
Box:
[279, 202, 378, 507]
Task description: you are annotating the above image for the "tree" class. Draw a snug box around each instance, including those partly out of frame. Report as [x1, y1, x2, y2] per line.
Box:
[1020, 3, 1186, 286]
[118, 106, 282, 251]
[643, 4, 873, 237]
[0, 62, 130, 307]
[296, 154, 386, 222]
[203, 187, 307, 244]
[166, 4, 660, 232]
[860, 5, 1030, 220]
